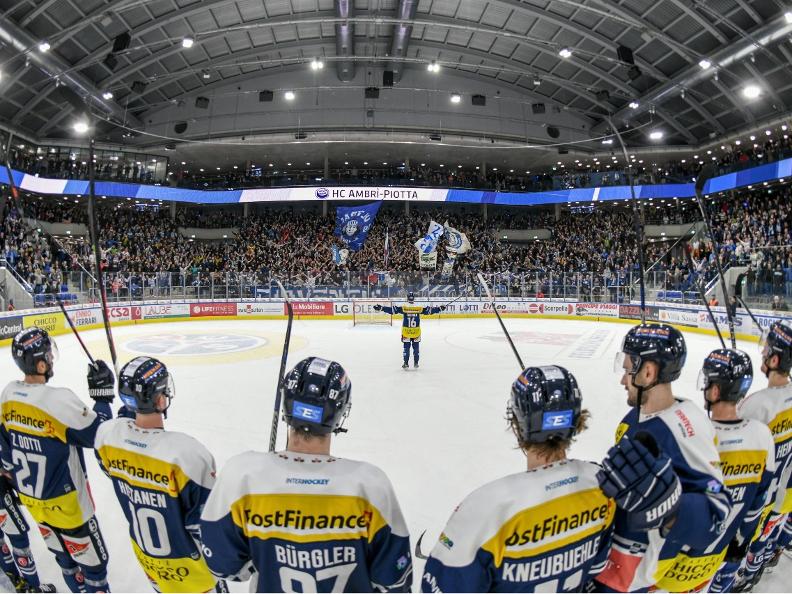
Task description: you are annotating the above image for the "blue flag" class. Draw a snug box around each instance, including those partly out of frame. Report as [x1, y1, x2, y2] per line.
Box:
[334, 202, 382, 252]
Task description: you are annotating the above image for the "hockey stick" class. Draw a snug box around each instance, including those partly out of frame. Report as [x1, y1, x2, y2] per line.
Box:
[683, 246, 726, 349]
[477, 273, 525, 370]
[85, 135, 120, 374]
[692, 165, 736, 348]
[414, 531, 429, 560]
[268, 279, 293, 452]
[736, 296, 768, 344]
[56, 297, 97, 364]
[440, 294, 465, 308]
[608, 118, 647, 323]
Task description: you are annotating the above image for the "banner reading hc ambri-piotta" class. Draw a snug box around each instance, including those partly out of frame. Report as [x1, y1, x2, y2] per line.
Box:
[334, 202, 382, 251]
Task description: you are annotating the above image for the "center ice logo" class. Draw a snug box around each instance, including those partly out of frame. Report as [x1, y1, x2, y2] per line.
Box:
[125, 334, 267, 356]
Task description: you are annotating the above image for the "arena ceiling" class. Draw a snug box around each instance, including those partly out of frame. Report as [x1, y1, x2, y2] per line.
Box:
[0, 0, 791, 166]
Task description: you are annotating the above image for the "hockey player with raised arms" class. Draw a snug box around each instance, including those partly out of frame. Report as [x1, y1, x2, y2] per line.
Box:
[200, 356, 413, 592]
[0, 327, 114, 592]
[697, 348, 775, 593]
[733, 320, 792, 589]
[594, 323, 731, 593]
[421, 365, 615, 593]
[374, 292, 445, 368]
[94, 356, 226, 593]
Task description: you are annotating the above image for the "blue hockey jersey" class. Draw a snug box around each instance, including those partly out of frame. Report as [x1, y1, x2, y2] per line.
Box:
[94, 418, 219, 593]
[421, 459, 614, 593]
[200, 451, 412, 592]
[381, 304, 442, 341]
[595, 398, 731, 593]
[0, 381, 111, 529]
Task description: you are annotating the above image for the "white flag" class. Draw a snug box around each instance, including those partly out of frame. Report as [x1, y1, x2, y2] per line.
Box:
[443, 221, 471, 254]
[415, 220, 444, 254]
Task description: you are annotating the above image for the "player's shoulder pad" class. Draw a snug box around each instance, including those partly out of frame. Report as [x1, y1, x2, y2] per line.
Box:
[202, 450, 279, 521]
[161, 430, 217, 485]
[738, 385, 792, 422]
[42, 384, 98, 429]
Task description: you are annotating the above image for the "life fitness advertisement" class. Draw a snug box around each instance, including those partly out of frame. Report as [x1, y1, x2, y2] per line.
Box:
[290, 302, 333, 316]
[190, 303, 237, 317]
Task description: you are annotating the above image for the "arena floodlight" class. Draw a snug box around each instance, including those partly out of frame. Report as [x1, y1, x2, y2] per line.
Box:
[698, 59, 712, 70]
[73, 121, 89, 134]
[284, 91, 296, 101]
[38, 41, 51, 52]
[310, 58, 324, 71]
[450, 93, 461, 104]
[558, 47, 572, 59]
[102, 91, 114, 100]
[742, 85, 761, 99]
[649, 130, 664, 140]
[629, 101, 639, 109]
[182, 37, 194, 48]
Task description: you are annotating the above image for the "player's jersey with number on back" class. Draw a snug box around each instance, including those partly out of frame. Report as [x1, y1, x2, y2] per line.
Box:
[94, 418, 218, 593]
[737, 383, 792, 513]
[381, 305, 441, 341]
[421, 459, 615, 593]
[596, 398, 731, 593]
[711, 419, 776, 549]
[200, 451, 412, 592]
[0, 381, 109, 529]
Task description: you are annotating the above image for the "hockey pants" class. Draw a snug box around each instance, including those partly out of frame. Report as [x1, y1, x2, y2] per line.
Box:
[39, 517, 110, 592]
[709, 560, 740, 593]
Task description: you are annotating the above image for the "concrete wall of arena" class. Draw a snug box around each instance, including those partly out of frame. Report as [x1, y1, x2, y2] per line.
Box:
[0, 298, 790, 348]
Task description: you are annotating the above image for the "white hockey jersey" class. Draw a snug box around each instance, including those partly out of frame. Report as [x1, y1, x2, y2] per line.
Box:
[0, 381, 111, 529]
[200, 451, 412, 593]
[711, 418, 776, 549]
[94, 419, 218, 593]
[595, 398, 731, 593]
[421, 459, 615, 593]
[737, 383, 792, 513]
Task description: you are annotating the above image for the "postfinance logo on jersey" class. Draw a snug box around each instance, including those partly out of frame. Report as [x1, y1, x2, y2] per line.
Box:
[2, 402, 65, 440]
[717, 449, 767, 487]
[99, 445, 189, 496]
[234, 494, 388, 544]
[483, 487, 614, 564]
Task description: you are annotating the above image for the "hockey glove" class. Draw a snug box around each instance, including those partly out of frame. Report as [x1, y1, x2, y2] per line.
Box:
[373, 304, 382, 311]
[440, 305, 447, 311]
[88, 360, 116, 403]
[597, 434, 682, 532]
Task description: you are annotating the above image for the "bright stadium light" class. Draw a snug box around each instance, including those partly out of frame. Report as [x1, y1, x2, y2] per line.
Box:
[182, 37, 194, 48]
[450, 93, 461, 104]
[284, 91, 296, 101]
[38, 41, 51, 52]
[73, 121, 89, 134]
[558, 47, 572, 59]
[698, 59, 712, 70]
[102, 91, 114, 100]
[649, 130, 664, 140]
[743, 85, 761, 99]
[310, 58, 324, 70]
[786, 11, 792, 24]
[427, 61, 440, 73]
[628, 101, 639, 109]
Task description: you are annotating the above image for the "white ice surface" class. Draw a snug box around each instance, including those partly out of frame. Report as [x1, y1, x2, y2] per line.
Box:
[0, 317, 788, 592]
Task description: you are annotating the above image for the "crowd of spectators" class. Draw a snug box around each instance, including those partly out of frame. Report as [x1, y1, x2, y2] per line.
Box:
[2, 183, 791, 305]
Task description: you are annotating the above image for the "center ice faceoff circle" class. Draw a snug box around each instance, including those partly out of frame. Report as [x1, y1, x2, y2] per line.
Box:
[125, 333, 268, 356]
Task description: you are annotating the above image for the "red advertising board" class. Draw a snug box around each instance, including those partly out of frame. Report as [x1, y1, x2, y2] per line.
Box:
[290, 302, 333, 316]
[190, 303, 237, 317]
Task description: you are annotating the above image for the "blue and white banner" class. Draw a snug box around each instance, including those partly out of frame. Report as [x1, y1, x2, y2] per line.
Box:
[1, 157, 790, 206]
[441, 253, 457, 278]
[415, 220, 444, 254]
[443, 221, 471, 254]
[334, 202, 382, 252]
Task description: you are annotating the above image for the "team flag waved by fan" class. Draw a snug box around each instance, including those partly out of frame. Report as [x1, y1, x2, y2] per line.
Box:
[443, 221, 471, 254]
[384, 229, 390, 268]
[415, 220, 444, 254]
[331, 245, 349, 266]
[334, 202, 382, 251]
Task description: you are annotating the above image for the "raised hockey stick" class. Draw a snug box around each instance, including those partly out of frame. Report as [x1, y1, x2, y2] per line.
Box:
[268, 279, 294, 452]
[692, 165, 736, 348]
[608, 118, 647, 323]
[683, 246, 726, 349]
[85, 135, 120, 374]
[735, 295, 768, 344]
[56, 296, 97, 364]
[477, 273, 525, 370]
[440, 294, 465, 309]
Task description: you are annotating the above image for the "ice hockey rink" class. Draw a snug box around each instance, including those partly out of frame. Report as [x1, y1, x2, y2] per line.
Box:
[0, 316, 788, 592]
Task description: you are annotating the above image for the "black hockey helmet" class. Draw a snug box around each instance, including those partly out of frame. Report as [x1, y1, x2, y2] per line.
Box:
[760, 321, 792, 374]
[118, 356, 174, 414]
[12, 327, 58, 380]
[615, 323, 687, 384]
[407, 292, 415, 303]
[698, 348, 753, 403]
[282, 357, 351, 435]
[509, 365, 582, 443]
